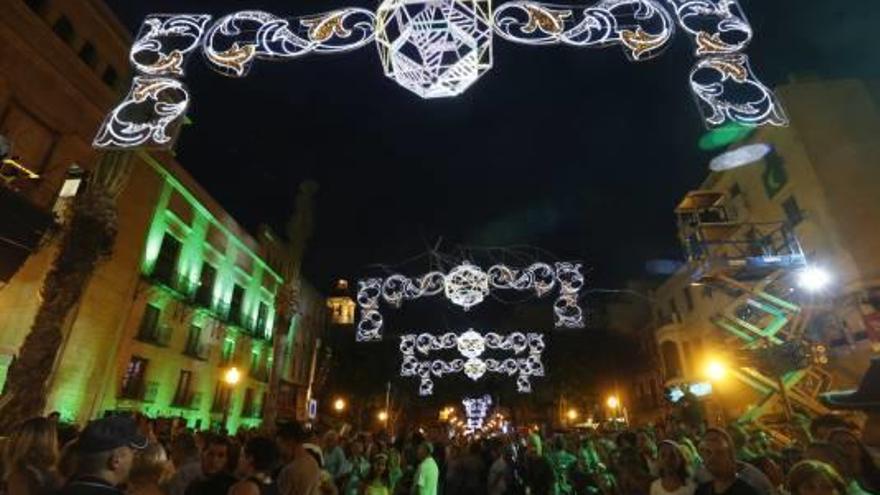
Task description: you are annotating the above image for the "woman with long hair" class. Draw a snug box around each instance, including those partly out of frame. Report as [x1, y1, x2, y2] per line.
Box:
[787, 460, 847, 495]
[649, 441, 695, 495]
[2, 417, 62, 495]
[361, 453, 391, 495]
[128, 442, 172, 495]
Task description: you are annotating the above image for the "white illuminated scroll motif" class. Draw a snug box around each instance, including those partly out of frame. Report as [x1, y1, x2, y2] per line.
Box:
[690, 55, 787, 127]
[375, 0, 493, 98]
[93, 77, 189, 150]
[357, 261, 585, 340]
[664, 0, 752, 56]
[400, 330, 545, 396]
[462, 395, 492, 432]
[356, 278, 384, 342]
[203, 9, 376, 77]
[131, 14, 212, 76]
[494, 0, 675, 61]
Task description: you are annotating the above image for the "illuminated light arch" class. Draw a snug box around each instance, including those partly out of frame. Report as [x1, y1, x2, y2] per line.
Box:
[94, 0, 786, 150]
[356, 261, 585, 342]
[462, 395, 492, 432]
[399, 330, 545, 396]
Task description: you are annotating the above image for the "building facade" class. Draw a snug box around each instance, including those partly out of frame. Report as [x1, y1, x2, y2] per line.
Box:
[650, 78, 880, 425]
[0, 0, 325, 430]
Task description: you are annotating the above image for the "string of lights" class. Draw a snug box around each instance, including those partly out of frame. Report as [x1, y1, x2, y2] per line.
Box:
[94, 0, 787, 150]
[400, 330, 545, 395]
[356, 261, 585, 342]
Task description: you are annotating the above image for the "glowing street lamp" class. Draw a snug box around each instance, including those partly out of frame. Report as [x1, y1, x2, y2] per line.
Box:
[223, 366, 241, 386]
[705, 359, 728, 381]
[377, 410, 389, 422]
[334, 398, 347, 413]
[566, 408, 579, 422]
[221, 367, 241, 431]
[606, 396, 620, 409]
[797, 266, 831, 292]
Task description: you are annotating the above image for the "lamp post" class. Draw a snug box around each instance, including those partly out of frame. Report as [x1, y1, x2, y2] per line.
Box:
[606, 395, 620, 429]
[222, 367, 241, 432]
[334, 397, 347, 414]
[704, 358, 730, 424]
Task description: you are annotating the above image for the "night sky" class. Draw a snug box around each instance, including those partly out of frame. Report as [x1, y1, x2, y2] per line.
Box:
[106, 0, 879, 291]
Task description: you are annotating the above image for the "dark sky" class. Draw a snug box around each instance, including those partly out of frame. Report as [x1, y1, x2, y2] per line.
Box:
[106, 0, 879, 291]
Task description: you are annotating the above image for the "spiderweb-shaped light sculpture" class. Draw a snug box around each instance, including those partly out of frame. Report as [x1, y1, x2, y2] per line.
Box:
[400, 329, 545, 395]
[357, 261, 584, 341]
[462, 395, 492, 433]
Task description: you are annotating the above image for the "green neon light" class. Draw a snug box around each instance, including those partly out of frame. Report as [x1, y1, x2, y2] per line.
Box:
[698, 122, 755, 151]
[137, 151, 282, 284]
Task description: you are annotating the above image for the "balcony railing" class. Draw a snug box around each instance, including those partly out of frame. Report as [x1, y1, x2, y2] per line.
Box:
[136, 324, 171, 347]
[184, 342, 209, 361]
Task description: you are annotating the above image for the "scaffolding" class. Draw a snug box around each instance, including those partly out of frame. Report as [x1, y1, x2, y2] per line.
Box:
[675, 191, 830, 443]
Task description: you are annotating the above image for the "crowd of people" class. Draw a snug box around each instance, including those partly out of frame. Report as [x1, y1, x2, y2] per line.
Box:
[1, 408, 879, 495]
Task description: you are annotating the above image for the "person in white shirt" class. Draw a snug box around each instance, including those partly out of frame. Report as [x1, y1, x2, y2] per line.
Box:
[651, 440, 696, 495]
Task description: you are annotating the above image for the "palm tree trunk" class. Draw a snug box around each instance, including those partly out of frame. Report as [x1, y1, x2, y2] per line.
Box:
[0, 152, 131, 432]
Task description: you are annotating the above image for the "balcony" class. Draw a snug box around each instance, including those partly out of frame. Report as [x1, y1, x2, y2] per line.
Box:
[119, 380, 158, 403]
[0, 187, 54, 284]
[136, 324, 171, 347]
[183, 342, 209, 361]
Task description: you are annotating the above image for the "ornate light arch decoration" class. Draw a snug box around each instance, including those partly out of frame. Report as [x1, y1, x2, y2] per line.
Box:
[400, 330, 545, 395]
[94, 0, 785, 150]
[356, 261, 584, 342]
[462, 394, 493, 432]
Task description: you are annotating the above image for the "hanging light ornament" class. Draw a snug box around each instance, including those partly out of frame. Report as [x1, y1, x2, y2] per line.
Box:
[375, 0, 493, 98]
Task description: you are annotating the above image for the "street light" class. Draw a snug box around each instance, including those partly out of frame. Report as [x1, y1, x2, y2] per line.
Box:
[377, 410, 388, 422]
[606, 396, 620, 409]
[566, 408, 579, 422]
[705, 359, 728, 381]
[334, 397, 347, 413]
[797, 266, 831, 292]
[221, 367, 241, 432]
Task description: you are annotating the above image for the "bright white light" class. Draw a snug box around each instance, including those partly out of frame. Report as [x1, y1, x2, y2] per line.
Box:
[357, 261, 585, 340]
[131, 15, 212, 76]
[690, 54, 788, 128]
[203, 9, 376, 77]
[494, 0, 674, 61]
[375, 0, 493, 98]
[709, 143, 772, 171]
[462, 395, 492, 433]
[400, 330, 545, 395]
[798, 266, 831, 292]
[94, 77, 190, 149]
[666, 0, 753, 56]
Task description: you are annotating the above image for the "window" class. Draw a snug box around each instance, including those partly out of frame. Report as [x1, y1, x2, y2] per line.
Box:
[229, 284, 245, 324]
[250, 348, 260, 374]
[153, 234, 182, 287]
[137, 305, 164, 344]
[184, 325, 204, 359]
[683, 287, 694, 312]
[256, 302, 269, 335]
[195, 264, 216, 307]
[172, 370, 193, 406]
[121, 356, 148, 399]
[52, 16, 75, 45]
[782, 196, 804, 226]
[669, 298, 681, 323]
[101, 66, 119, 88]
[221, 338, 236, 365]
[78, 42, 97, 68]
[242, 388, 255, 417]
[660, 341, 682, 380]
[211, 382, 231, 412]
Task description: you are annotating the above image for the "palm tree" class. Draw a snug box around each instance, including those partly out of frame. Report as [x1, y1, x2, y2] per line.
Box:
[0, 151, 132, 432]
